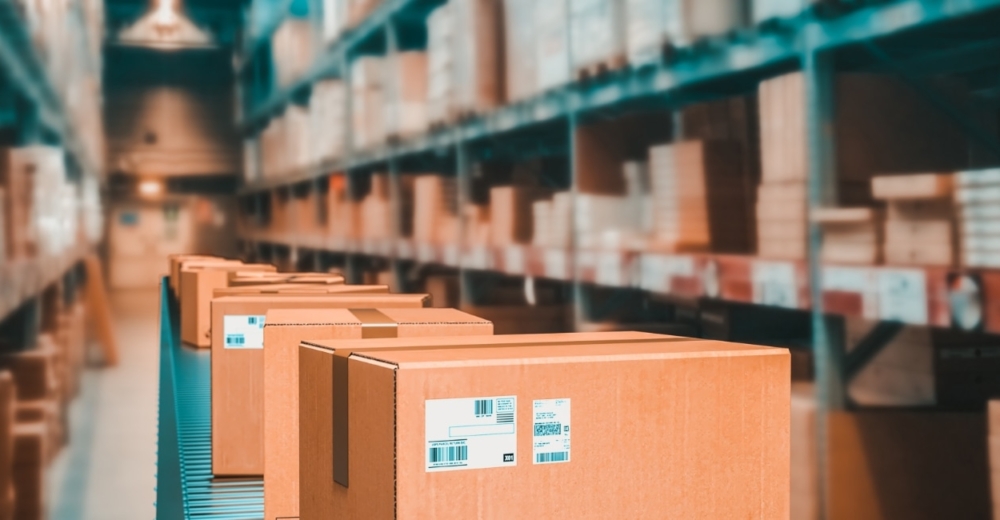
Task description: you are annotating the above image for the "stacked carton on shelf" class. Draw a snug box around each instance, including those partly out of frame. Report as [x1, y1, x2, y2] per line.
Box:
[351, 57, 386, 150]
[569, 0, 625, 74]
[384, 52, 429, 138]
[872, 173, 956, 266]
[310, 79, 347, 164]
[327, 175, 357, 241]
[626, 0, 746, 67]
[490, 185, 551, 246]
[503, 0, 536, 101]
[955, 168, 1000, 268]
[649, 140, 748, 253]
[535, 0, 571, 92]
[814, 207, 883, 265]
[413, 175, 459, 244]
[322, 0, 347, 43]
[359, 174, 393, 240]
[272, 20, 315, 87]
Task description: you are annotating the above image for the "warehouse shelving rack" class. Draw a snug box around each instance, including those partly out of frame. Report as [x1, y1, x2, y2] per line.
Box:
[233, 1, 1000, 516]
[0, 0, 103, 345]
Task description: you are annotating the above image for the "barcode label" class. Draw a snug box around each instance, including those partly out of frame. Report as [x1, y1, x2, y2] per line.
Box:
[533, 399, 571, 465]
[474, 399, 493, 417]
[536, 452, 569, 463]
[426, 396, 517, 472]
[222, 315, 266, 349]
[429, 444, 468, 464]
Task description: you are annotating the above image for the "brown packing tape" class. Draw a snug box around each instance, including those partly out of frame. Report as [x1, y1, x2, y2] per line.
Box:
[327, 335, 694, 489]
[333, 310, 400, 487]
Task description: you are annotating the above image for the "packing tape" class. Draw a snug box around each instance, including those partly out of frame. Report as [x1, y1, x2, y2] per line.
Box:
[333, 310, 399, 487]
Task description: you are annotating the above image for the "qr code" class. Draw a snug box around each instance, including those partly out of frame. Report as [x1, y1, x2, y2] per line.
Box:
[533, 422, 561, 436]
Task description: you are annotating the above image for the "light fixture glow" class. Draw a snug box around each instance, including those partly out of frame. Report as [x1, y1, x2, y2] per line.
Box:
[139, 179, 164, 197]
[152, 0, 180, 30]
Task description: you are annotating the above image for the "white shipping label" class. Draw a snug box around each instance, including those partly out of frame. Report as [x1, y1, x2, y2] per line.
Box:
[425, 396, 517, 472]
[533, 399, 571, 464]
[222, 315, 266, 349]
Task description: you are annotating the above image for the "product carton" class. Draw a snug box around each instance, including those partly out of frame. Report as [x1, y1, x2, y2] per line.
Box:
[263, 307, 492, 520]
[210, 293, 430, 476]
[299, 332, 789, 519]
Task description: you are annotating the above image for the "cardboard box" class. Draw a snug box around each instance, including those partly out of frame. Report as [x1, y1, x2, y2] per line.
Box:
[12, 421, 45, 520]
[0, 371, 13, 518]
[180, 263, 278, 347]
[167, 254, 220, 295]
[210, 294, 430, 476]
[263, 308, 493, 520]
[212, 284, 387, 298]
[299, 332, 789, 519]
[173, 258, 244, 302]
[490, 186, 551, 246]
[0, 350, 54, 401]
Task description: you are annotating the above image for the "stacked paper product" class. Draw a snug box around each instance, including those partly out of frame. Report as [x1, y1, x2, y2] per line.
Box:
[872, 173, 956, 266]
[956, 168, 1000, 268]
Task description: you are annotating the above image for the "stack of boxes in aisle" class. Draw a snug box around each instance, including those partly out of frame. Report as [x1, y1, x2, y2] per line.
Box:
[413, 175, 459, 244]
[358, 174, 393, 240]
[490, 185, 550, 246]
[648, 140, 749, 253]
[814, 207, 883, 264]
[872, 173, 956, 266]
[757, 72, 968, 260]
[310, 80, 347, 165]
[569, 0, 625, 75]
[427, 0, 502, 124]
[535, 0, 571, 92]
[384, 52, 429, 139]
[272, 20, 315, 87]
[955, 168, 1000, 268]
[532, 192, 573, 249]
[756, 73, 810, 259]
[352, 57, 386, 150]
[502, 0, 536, 102]
[625, 0, 747, 67]
[574, 161, 653, 250]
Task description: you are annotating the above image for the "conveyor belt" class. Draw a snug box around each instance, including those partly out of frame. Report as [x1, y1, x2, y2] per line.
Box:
[156, 280, 264, 520]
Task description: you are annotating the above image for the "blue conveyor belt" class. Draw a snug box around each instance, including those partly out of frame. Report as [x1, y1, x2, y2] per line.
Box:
[156, 280, 264, 520]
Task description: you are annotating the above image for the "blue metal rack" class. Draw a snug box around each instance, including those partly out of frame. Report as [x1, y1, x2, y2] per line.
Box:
[156, 281, 264, 520]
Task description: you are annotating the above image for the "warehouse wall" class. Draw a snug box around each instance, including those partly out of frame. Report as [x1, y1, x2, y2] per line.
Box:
[104, 47, 240, 177]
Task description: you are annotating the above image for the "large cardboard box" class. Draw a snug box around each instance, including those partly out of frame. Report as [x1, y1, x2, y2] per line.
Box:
[180, 263, 278, 347]
[263, 308, 493, 520]
[299, 332, 789, 519]
[167, 255, 223, 296]
[210, 294, 430, 476]
[173, 258, 243, 301]
[12, 422, 45, 520]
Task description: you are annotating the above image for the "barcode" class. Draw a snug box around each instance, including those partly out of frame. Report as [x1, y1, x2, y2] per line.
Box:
[248, 316, 258, 325]
[534, 422, 561, 436]
[474, 399, 493, 416]
[429, 445, 468, 463]
[536, 452, 569, 463]
[225, 334, 245, 346]
[496, 413, 514, 424]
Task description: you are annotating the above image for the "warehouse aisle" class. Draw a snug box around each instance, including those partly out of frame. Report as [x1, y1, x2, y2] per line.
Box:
[49, 289, 160, 520]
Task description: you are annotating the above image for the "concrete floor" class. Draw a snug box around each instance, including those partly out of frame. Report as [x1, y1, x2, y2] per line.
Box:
[49, 288, 161, 520]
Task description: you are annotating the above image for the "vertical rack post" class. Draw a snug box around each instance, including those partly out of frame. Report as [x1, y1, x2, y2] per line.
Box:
[340, 48, 362, 284]
[384, 19, 407, 292]
[456, 139, 474, 307]
[804, 42, 845, 520]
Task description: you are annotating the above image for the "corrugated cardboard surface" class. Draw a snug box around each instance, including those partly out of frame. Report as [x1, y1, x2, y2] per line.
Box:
[210, 294, 429, 476]
[167, 254, 219, 294]
[299, 332, 670, 520]
[180, 264, 277, 347]
[213, 284, 387, 298]
[263, 308, 492, 520]
[321, 337, 787, 519]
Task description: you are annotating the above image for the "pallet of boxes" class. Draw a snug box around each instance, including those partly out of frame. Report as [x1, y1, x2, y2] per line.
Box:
[168, 252, 793, 519]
